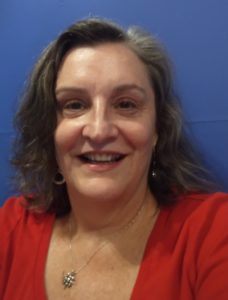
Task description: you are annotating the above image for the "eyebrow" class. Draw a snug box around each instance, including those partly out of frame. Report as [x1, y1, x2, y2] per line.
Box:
[111, 84, 146, 96]
[55, 87, 88, 97]
[55, 83, 146, 98]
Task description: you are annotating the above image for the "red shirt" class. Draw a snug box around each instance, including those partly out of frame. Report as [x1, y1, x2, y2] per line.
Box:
[0, 193, 228, 300]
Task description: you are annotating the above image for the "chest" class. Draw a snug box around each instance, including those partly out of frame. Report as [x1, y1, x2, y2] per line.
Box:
[45, 235, 147, 300]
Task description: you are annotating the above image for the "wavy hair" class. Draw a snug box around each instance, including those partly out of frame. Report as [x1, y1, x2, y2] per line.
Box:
[12, 18, 214, 215]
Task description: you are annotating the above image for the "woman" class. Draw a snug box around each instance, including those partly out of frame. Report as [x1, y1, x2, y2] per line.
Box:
[0, 18, 228, 300]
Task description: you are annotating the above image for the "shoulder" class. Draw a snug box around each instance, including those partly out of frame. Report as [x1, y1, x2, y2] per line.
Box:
[0, 196, 26, 226]
[172, 192, 228, 298]
[0, 196, 55, 239]
[0, 195, 55, 265]
[161, 192, 228, 259]
[166, 192, 228, 224]
[156, 192, 228, 251]
[0, 196, 27, 234]
[0, 197, 55, 299]
[181, 192, 228, 252]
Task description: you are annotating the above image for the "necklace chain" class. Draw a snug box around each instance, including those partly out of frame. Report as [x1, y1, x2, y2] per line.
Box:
[62, 201, 159, 289]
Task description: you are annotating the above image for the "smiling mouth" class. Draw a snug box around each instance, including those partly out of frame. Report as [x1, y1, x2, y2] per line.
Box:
[78, 153, 125, 164]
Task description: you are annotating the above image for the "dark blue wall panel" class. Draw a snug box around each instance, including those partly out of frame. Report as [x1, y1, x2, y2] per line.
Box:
[1, 0, 228, 205]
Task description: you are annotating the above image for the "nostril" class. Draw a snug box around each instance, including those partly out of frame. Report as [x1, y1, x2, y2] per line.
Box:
[82, 122, 118, 142]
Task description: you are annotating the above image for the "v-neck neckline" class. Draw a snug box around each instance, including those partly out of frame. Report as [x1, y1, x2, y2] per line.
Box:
[35, 207, 167, 300]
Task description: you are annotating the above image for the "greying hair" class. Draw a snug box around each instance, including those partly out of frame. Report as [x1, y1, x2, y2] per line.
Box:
[12, 18, 214, 215]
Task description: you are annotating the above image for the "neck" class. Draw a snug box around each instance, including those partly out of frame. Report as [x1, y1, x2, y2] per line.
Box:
[67, 186, 157, 238]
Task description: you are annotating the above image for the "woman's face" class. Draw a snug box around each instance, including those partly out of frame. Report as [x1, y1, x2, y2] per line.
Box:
[54, 42, 157, 202]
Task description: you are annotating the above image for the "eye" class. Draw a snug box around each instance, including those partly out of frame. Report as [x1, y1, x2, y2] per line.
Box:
[57, 99, 88, 117]
[118, 99, 136, 109]
[64, 100, 85, 110]
[115, 99, 137, 110]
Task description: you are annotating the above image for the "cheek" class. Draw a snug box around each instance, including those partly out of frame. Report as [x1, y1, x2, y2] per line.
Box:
[54, 120, 82, 156]
[124, 120, 157, 152]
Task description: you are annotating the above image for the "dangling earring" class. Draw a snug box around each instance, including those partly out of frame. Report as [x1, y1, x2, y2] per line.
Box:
[151, 159, 157, 178]
[151, 147, 157, 178]
[53, 171, 65, 185]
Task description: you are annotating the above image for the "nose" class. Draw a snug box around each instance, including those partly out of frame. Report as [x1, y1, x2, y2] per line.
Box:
[82, 101, 118, 144]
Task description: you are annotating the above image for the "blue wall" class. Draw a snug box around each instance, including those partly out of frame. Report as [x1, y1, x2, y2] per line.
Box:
[1, 0, 228, 205]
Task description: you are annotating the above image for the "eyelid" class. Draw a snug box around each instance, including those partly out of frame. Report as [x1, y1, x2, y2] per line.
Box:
[57, 97, 87, 106]
[55, 89, 89, 102]
[56, 98, 89, 118]
[117, 99, 136, 107]
[65, 99, 85, 108]
[114, 97, 140, 107]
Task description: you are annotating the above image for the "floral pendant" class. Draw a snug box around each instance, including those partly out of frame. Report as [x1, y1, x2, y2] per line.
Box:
[63, 271, 76, 288]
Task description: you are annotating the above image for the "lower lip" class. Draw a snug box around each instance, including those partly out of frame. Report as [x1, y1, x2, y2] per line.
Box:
[80, 159, 123, 172]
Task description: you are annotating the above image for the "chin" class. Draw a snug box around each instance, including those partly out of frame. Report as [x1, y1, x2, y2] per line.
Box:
[73, 178, 127, 202]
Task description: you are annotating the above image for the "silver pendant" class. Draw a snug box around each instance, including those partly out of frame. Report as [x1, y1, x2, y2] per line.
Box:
[63, 271, 76, 288]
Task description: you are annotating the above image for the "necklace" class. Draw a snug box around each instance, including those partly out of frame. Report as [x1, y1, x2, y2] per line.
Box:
[62, 200, 159, 289]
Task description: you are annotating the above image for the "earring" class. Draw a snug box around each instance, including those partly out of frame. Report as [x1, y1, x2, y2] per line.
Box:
[53, 171, 65, 185]
[151, 147, 157, 178]
[151, 159, 157, 177]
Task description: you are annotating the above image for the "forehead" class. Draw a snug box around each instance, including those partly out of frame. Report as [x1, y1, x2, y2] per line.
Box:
[56, 42, 152, 90]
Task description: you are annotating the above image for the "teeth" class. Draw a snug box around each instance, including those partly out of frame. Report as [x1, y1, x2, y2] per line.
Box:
[83, 153, 121, 162]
